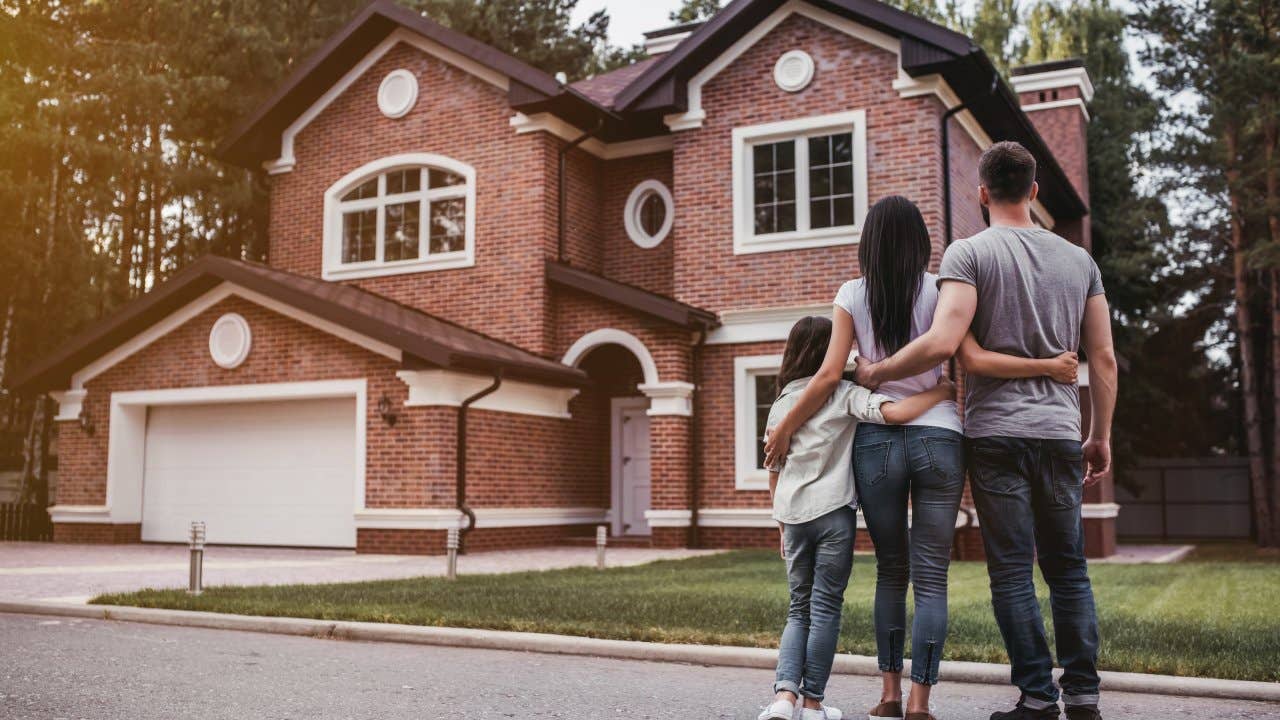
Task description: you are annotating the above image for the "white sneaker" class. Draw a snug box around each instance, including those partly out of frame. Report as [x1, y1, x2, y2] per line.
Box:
[759, 699, 796, 720]
[800, 705, 843, 720]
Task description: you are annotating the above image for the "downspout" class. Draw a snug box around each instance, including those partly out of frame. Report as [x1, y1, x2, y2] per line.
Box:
[557, 118, 605, 263]
[688, 328, 708, 547]
[457, 370, 502, 552]
[940, 102, 966, 381]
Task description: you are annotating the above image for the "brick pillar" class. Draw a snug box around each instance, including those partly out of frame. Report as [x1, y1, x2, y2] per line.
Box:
[647, 414, 692, 548]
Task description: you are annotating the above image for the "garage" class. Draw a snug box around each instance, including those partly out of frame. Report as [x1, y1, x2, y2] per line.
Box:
[140, 397, 358, 548]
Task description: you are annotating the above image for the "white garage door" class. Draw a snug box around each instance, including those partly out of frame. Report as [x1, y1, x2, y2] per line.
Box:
[141, 397, 357, 547]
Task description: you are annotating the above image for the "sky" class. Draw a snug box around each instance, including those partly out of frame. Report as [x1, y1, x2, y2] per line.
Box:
[570, 0, 689, 49]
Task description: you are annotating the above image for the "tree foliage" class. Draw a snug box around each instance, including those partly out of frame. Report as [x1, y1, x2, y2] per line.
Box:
[669, 0, 723, 24]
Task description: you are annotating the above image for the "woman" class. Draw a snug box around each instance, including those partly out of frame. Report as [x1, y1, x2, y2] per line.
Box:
[764, 196, 1076, 720]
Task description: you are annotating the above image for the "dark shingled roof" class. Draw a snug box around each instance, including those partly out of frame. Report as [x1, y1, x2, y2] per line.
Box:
[9, 256, 588, 393]
[546, 260, 718, 329]
[571, 57, 663, 109]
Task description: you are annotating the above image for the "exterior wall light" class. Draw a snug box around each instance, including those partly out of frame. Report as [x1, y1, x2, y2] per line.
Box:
[378, 394, 399, 427]
[78, 408, 95, 436]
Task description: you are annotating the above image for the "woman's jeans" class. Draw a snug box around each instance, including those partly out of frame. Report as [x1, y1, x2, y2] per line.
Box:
[775, 505, 857, 702]
[854, 423, 965, 686]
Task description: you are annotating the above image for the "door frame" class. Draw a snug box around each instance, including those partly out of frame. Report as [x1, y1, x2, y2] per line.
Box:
[610, 396, 651, 537]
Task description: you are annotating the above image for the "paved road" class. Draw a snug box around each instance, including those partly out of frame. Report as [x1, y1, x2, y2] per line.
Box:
[0, 614, 1274, 720]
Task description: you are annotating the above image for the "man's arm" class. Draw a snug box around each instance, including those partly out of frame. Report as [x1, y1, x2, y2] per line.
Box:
[855, 281, 977, 387]
[1081, 294, 1117, 486]
[958, 332, 1079, 383]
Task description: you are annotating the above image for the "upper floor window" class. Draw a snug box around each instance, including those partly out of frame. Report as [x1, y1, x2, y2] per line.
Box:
[732, 110, 868, 255]
[734, 354, 782, 490]
[323, 153, 476, 280]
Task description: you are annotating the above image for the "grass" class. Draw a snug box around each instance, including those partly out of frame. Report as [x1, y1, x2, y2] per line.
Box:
[92, 551, 1280, 682]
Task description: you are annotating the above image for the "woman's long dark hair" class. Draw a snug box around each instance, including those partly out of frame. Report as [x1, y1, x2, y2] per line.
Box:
[776, 316, 832, 397]
[858, 195, 932, 356]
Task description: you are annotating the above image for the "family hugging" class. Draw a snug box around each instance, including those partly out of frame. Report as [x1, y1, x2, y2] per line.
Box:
[756, 141, 1118, 720]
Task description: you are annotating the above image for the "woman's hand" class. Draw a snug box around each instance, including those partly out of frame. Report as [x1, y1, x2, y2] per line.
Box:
[854, 355, 880, 390]
[935, 374, 956, 400]
[1043, 351, 1079, 384]
[763, 427, 790, 470]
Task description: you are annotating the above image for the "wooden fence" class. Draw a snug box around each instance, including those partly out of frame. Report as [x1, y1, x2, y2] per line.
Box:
[1117, 457, 1253, 541]
[0, 502, 52, 541]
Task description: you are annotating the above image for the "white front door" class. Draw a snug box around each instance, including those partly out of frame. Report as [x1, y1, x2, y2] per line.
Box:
[611, 397, 651, 536]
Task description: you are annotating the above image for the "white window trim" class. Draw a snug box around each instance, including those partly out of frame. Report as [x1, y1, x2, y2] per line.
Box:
[732, 109, 868, 255]
[734, 354, 783, 490]
[623, 180, 674, 249]
[323, 153, 476, 281]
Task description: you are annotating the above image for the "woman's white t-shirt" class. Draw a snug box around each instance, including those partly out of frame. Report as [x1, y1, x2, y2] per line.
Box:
[833, 273, 963, 434]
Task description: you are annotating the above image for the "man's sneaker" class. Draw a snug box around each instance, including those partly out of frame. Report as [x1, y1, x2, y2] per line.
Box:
[1064, 705, 1100, 720]
[990, 698, 1060, 720]
[868, 700, 904, 719]
[758, 698, 796, 720]
[800, 705, 843, 720]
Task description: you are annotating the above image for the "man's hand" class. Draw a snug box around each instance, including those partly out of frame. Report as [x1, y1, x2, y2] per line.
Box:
[854, 355, 879, 390]
[763, 427, 790, 470]
[1082, 436, 1111, 487]
[1043, 351, 1079, 384]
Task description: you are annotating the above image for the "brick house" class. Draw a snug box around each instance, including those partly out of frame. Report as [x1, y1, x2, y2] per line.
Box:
[12, 0, 1117, 556]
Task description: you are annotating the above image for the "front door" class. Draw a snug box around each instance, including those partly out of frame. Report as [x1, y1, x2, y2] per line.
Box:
[611, 398, 651, 536]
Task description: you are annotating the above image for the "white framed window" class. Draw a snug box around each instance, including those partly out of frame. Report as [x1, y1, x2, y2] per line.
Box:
[734, 354, 782, 490]
[323, 153, 476, 280]
[731, 109, 868, 255]
[624, 180, 674, 248]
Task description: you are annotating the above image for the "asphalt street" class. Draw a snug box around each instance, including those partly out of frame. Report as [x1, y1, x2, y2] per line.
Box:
[1, 613, 1275, 720]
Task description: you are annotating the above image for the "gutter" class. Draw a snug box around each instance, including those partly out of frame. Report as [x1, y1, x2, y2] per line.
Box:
[557, 118, 605, 263]
[688, 328, 708, 547]
[457, 371, 502, 552]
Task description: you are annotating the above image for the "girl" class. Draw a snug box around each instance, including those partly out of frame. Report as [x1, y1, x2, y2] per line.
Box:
[759, 315, 956, 720]
[764, 197, 1077, 720]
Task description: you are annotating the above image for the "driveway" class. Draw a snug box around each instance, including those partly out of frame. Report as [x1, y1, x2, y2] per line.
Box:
[0, 542, 717, 603]
[2, 613, 1275, 720]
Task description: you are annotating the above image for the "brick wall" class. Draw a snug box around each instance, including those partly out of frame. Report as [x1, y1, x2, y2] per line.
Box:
[600, 152, 676, 297]
[1017, 86, 1090, 249]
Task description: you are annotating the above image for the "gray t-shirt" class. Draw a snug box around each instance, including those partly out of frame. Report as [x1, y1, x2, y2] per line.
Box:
[938, 225, 1104, 440]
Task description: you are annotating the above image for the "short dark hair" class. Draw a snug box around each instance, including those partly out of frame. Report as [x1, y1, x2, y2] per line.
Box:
[979, 141, 1037, 204]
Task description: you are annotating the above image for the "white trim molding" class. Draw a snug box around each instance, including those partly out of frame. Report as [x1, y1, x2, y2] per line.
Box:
[395, 369, 579, 419]
[645, 31, 693, 56]
[509, 112, 674, 160]
[707, 303, 832, 345]
[47, 505, 112, 524]
[644, 509, 693, 527]
[732, 109, 869, 255]
[624, 180, 675, 249]
[1010, 66, 1095, 103]
[322, 152, 477, 281]
[638, 381, 695, 417]
[1020, 97, 1090, 122]
[353, 506, 608, 530]
[562, 328, 661, 386]
[265, 28, 510, 174]
[734, 354, 783, 490]
[50, 389, 87, 422]
[773, 49, 815, 92]
[1082, 502, 1120, 519]
[100, 379, 368, 526]
[376, 69, 419, 118]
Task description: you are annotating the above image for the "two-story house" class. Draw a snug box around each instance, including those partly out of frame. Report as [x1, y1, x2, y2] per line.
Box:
[13, 0, 1117, 557]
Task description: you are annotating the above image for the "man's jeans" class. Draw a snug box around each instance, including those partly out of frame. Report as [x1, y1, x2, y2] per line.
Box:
[968, 437, 1101, 708]
[775, 505, 857, 702]
[854, 423, 965, 685]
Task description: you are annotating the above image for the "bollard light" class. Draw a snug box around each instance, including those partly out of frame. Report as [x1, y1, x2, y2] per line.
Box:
[596, 525, 607, 570]
[188, 521, 206, 595]
[445, 526, 459, 580]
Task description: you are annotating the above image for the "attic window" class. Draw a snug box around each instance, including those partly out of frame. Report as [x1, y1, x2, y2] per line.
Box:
[624, 180, 674, 248]
[323, 153, 476, 280]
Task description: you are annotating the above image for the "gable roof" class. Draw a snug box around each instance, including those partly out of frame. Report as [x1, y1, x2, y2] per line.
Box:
[9, 255, 587, 394]
[546, 261, 719, 330]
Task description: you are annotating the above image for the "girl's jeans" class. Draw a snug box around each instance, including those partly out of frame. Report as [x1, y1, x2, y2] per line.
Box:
[854, 423, 965, 686]
[774, 505, 857, 702]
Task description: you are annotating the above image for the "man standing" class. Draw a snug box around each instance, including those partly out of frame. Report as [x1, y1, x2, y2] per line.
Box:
[853, 141, 1118, 720]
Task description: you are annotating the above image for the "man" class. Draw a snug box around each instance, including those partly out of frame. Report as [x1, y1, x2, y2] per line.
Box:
[853, 142, 1117, 720]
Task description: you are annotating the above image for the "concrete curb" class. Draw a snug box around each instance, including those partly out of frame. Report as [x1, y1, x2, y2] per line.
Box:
[2, 600, 1276, 703]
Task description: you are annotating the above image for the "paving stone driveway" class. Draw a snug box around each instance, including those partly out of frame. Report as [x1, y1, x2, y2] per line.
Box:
[0, 542, 718, 603]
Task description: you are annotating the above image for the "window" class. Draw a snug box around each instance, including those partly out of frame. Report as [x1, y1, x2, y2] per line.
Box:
[323, 154, 475, 280]
[624, 180, 674, 248]
[734, 354, 783, 490]
[732, 110, 868, 255]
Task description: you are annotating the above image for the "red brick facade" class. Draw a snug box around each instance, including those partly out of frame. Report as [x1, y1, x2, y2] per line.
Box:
[47, 4, 1099, 556]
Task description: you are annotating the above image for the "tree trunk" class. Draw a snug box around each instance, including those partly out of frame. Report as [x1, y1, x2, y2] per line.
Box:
[17, 396, 49, 506]
[150, 122, 163, 289]
[38, 134, 62, 307]
[1264, 106, 1280, 547]
[1227, 125, 1273, 545]
[118, 164, 138, 302]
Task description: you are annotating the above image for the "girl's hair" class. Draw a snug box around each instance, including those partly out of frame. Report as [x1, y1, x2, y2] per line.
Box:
[775, 316, 833, 397]
[858, 195, 932, 356]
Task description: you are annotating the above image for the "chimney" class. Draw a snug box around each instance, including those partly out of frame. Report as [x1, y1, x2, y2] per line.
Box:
[642, 21, 704, 57]
[1010, 58, 1093, 248]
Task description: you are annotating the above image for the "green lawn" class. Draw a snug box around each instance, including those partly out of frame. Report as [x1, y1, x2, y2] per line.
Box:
[92, 551, 1280, 682]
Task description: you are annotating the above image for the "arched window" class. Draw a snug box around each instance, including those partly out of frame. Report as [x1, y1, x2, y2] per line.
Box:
[323, 153, 476, 280]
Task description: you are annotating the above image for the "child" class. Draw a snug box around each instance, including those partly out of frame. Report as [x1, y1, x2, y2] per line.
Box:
[759, 316, 955, 720]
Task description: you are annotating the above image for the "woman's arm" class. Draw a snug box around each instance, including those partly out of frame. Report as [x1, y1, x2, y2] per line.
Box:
[957, 332, 1078, 383]
[879, 376, 955, 425]
[769, 471, 785, 559]
[762, 307, 857, 468]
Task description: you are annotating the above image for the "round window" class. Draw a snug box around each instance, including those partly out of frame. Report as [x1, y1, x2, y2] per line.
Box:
[377, 69, 419, 119]
[209, 313, 252, 369]
[773, 50, 815, 93]
[624, 180, 674, 249]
